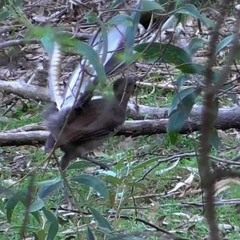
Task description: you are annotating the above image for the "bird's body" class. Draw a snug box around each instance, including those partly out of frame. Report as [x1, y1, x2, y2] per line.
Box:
[45, 77, 136, 170]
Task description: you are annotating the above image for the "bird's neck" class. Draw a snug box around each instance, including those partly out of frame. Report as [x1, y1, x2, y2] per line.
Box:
[115, 90, 131, 110]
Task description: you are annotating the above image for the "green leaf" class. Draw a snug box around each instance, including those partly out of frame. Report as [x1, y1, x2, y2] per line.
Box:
[187, 37, 207, 56]
[176, 4, 214, 28]
[168, 88, 201, 134]
[169, 87, 199, 113]
[12, 0, 24, 7]
[108, 14, 133, 27]
[120, 52, 140, 66]
[43, 208, 59, 240]
[6, 191, 26, 223]
[29, 26, 52, 40]
[177, 63, 206, 74]
[68, 160, 96, 169]
[31, 211, 42, 224]
[85, 12, 100, 24]
[35, 229, 47, 240]
[6, 190, 42, 224]
[6, 196, 19, 223]
[104, 176, 123, 186]
[133, 157, 159, 170]
[134, 43, 192, 66]
[73, 175, 109, 199]
[40, 28, 57, 56]
[216, 35, 234, 55]
[124, 7, 140, 57]
[177, 75, 188, 88]
[89, 207, 112, 232]
[29, 197, 45, 212]
[87, 227, 96, 240]
[0, 10, 9, 20]
[168, 131, 180, 145]
[0, 185, 15, 197]
[141, 0, 165, 12]
[135, 42, 209, 75]
[38, 178, 63, 200]
[37, 28, 106, 82]
[65, 38, 106, 82]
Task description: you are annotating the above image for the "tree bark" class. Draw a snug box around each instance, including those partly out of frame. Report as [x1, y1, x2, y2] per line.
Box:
[0, 80, 50, 102]
[1, 79, 240, 146]
[0, 105, 240, 146]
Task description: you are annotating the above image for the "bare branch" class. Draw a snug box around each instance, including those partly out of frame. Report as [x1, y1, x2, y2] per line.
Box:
[0, 39, 39, 49]
[0, 80, 50, 102]
[198, 1, 238, 239]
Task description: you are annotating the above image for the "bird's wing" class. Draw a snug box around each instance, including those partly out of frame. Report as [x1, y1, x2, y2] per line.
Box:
[57, 100, 124, 145]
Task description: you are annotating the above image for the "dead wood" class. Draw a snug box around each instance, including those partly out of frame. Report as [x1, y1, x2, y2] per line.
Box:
[0, 105, 240, 146]
[0, 131, 48, 146]
[0, 80, 50, 102]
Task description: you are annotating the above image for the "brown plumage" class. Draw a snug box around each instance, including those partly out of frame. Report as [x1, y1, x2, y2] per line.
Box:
[45, 77, 136, 170]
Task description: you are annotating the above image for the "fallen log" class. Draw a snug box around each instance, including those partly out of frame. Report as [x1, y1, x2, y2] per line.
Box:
[1, 105, 240, 146]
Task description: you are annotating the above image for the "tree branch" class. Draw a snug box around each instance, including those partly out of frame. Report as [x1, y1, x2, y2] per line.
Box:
[0, 80, 50, 102]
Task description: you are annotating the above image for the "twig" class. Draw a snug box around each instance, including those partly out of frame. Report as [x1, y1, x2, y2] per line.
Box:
[197, 2, 237, 239]
[138, 153, 196, 181]
[0, 39, 39, 49]
[118, 215, 186, 240]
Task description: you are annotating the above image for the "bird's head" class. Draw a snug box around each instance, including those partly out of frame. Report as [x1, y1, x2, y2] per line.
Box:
[113, 76, 137, 105]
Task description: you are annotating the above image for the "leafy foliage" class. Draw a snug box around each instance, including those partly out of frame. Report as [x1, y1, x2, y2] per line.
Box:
[1, 0, 240, 239]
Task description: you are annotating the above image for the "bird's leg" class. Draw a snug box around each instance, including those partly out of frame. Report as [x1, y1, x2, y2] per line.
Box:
[60, 148, 110, 171]
[79, 155, 110, 170]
